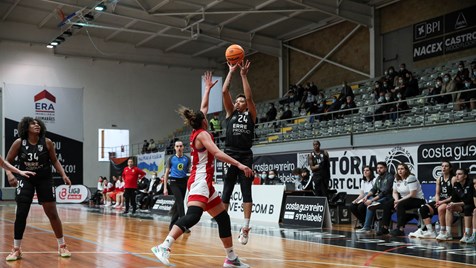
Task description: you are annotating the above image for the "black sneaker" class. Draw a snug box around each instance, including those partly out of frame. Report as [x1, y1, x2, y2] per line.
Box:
[390, 229, 405, 236]
[376, 227, 389, 236]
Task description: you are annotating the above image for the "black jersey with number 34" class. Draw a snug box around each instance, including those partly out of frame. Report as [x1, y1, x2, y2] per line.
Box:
[225, 110, 255, 151]
[18, 137, 51, 174]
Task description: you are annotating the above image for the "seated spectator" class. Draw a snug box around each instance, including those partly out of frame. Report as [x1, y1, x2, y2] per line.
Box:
[393, 93, 410, 120]
[280, 105, 293, 121]
[113, 176, 125, 209]
[397, 63, 411, 80]
[141, 139, 149, 154]
[391, 76, 405, 99]
[279, 85, 297, 105]
[456, 78, 476, 111]
[91, 176, 105, 205]
[308, 81, 318, 95]
[441, 73, 457, 104]
[264, 169, 278, 185]
[373, 81, 387, 99]
[351, 166, 375, 229]
[300, 87, 316, 112]
[384, 66, 397, 88]
[300, 168, 312, 190]
[137, 176, 151, 210]
[338, 81, 354, 103]
[409, 160, 455, 239]
[252, 170, 261, 185]
[100, 177, 109, 205]
[104, 176, 116, 207]
[145, 175, 171, 210]
[372, 94, 388, 121]
[470, 61, 476, 83]
[339, 95, 357, 117]
[261, 103, 277, 123]
[455, 61, 470, 88]
[387, 163, 426, 236]
[291, 168, 303, 190]
[359, 162, 394, 234]
[437, 168, 475, 242]
[148, 139, 157, 153]
[427, 77, 443, 105]
[326, 96, 342, 117]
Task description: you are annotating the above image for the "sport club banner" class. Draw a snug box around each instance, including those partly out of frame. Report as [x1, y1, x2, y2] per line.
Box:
[413, 5, 476, 61]
[137, 151, 165, 178]
[109, 157, 130, 178]
[3, 84, 83, 187]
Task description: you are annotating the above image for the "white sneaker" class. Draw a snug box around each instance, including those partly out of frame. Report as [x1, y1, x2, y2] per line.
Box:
[5, 248, 22, 261]
[356, 227, 371, 233]
[420, 230, 436, 239]
[466, 234, 476, 244]
[238, 227, 251, 245]
[408, 228, 423, 238]
[223, 256, 249, 268]
[104, 202, 111, 207]
[436, 232, 453, 241]
[151, 246, 171, 265]
[460, 233, 471, 243]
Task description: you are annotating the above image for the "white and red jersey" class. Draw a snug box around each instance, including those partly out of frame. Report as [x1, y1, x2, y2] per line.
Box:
[189, 129, 215, 187]
[187, 129, 221, 210]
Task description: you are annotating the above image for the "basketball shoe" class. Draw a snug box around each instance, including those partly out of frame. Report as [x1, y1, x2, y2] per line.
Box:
[151, 245, 171, 265]
[223, 256, 249, 267]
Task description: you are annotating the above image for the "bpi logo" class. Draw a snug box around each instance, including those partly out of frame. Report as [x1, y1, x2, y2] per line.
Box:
[34, 89, 56, 123]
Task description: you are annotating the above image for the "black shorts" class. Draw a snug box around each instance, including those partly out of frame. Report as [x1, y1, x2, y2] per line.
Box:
[16, 176, 55, 204]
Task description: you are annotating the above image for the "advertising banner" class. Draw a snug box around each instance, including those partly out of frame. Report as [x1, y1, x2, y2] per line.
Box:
[56, 185, 91, 203]
[151, 195, 176, 215]
[214, 184, 285, 223]
[137, 151, 166, 178]
[3, 84, 83, 187]
[282, 196, 332, 228]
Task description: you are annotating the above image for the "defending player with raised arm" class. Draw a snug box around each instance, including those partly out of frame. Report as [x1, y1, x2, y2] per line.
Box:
[151, 71, 252, 267]
[221, 60, 257, 245]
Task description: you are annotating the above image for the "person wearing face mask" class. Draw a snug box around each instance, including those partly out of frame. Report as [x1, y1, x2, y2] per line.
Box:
[397, 63, 410, 80]
[455, 61, 470, 87]
[260, 171, 268, 184]
[280, 104, 293, 121]
[427, 77, 443, 105]
[266, 170, 277, 185]
[404, 72, 419, 98]
[391, 76, 406, 99]
[385, 67, 396, 87]
[456, 78, 476, 111]
[441, 73, 457, 104]
[338, 81, 354, 103]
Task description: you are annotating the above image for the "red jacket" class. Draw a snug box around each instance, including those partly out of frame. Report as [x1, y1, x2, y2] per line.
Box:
[122, 166, 146, 189]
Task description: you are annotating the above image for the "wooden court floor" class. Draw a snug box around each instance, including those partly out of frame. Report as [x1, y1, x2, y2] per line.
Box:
[0, 202, 475, 268]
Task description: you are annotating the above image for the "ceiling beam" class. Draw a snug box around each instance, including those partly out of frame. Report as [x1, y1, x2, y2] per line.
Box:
[148, 0, 172, 13]
[2, 0, 22, 21]
[134, 0, 150, 12]
[38, 5, 63, 28]
[105, 19, 138, 41]
[151, 8, 320, 16]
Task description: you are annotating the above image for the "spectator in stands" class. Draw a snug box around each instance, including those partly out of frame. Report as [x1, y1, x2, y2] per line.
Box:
[397, 63, 411, 80]
[456, 77, 476, 111]
[384, 66, 397, 87]
[427, 76, 443, 105]
[409, 160, 455, 239]
[394, 92, 410, 120]
[352, 166, 375, 229]
[104, 176, 116, 207]
[141, 139, 149, 154]
[209, 113, 222, 138]
[373, 81, 386, 99]
[441, 73, 457, 104]
[261, 103, 277, 123]
[280, 105, 293, 121]
[338, 81, 354, 103]
[388, 163, 426, 237]
[373, 93, 388, 121]
[148, 139, 157, 153]
[113, 176, 125, 209]
[300, 87, 316, 112]
[391, 76, 405, 99]
[437, 168, 475, 242]
[404, 72, 419, 98]
[455, 61, 470, 88]
[279, 85, 297, 105]
[360, 161, 394, 235]
[339, 96, 357, 118]
[308, 82, 318, 95]
[252, 170, 261, 185]
[470, 61, 476, 83]
[265, 169, 278, 185]
[259, 171, 268, 184]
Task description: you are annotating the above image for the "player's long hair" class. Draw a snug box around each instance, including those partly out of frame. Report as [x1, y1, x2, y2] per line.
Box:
[17, 117, 46, 139]
[178, 106, 204, 130]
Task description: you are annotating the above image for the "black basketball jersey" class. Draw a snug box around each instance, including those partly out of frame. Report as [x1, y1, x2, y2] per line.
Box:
[452, 179, 474, 205]
[311, 151, 330, 178]
[438, 176, 453, 199]
[18, 137, 51, 174]
[225, 110, 255, 151]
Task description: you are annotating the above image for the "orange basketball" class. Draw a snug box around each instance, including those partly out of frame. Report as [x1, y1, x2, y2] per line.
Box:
[225, 44, 244, 65]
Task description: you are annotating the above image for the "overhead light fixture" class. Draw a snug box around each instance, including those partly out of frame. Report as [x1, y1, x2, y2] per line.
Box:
[95, 3, 106, 11]
[50, 41, 59, 46]
[54, 36, 66, 43]
[46, 44, 54, 48]
[61, 30, 73, 37]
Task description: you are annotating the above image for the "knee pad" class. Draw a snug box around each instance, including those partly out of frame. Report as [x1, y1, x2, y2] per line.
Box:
[419, 205, 431, 219]
[214, 210, 232, 238]
[175, 206, 203, 232]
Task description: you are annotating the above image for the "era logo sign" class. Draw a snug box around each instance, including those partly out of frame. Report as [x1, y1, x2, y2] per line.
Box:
[34, 89, 56, 112]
